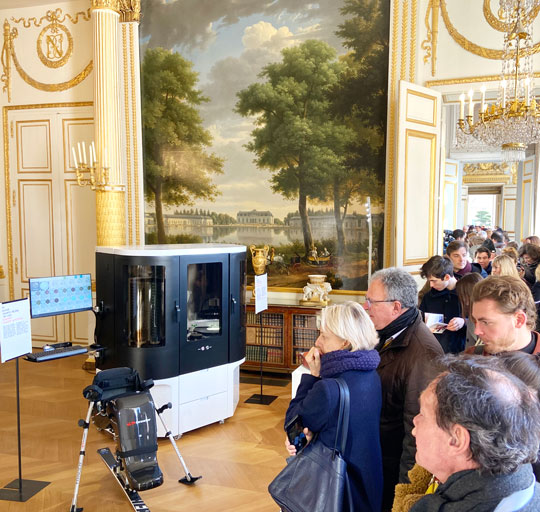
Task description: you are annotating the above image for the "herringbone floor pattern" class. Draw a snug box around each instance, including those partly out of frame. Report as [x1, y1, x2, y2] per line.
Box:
[0, 357, 290, 511]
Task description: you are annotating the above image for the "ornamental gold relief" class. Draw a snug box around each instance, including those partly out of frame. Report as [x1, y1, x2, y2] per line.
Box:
[1, 8, 92, 100]
[36, 21, 73, 68]
[422, 0, 540, 76]
[119, 0, 141, 23]
[92, 0, 122, 12]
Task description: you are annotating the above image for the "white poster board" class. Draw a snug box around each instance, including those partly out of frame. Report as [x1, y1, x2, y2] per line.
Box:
[254, 273, 268, 314]
[0, 298, 32, 363]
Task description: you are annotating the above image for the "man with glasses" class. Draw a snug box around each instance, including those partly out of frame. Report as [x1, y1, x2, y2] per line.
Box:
[365, 268, 443, 511]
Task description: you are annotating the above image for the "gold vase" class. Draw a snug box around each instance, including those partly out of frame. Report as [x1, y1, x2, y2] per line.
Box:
[250, 244, 269, 275]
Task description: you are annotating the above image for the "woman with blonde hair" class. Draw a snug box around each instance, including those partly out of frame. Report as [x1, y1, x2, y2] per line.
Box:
[491, 254, 520, 278]
[284, 301, 383, 511]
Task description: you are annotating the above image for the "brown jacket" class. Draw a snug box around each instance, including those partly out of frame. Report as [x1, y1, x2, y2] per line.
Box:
[378, 313, 443, 508]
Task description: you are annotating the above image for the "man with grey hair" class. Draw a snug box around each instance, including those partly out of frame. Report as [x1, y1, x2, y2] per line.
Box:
[365, 268, 443, 511]
[411, 355, 540, 511]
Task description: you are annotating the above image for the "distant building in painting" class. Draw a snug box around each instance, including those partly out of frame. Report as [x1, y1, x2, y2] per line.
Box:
[144, 212, 213, 230]
[237, 210, 274, 225]
[165, 213, 213, 227]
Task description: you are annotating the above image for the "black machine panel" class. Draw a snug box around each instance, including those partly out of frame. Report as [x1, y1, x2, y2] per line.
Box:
[179, 254, 229, 375]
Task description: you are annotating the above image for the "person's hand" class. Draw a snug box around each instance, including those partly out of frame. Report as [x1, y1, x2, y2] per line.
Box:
[304, 346, 321, 377]
[284, 428, 313, 456]
[446, 317, 465, 331]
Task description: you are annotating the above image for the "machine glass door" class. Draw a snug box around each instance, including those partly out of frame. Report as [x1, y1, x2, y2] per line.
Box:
[126, 265, 166, 347]
[179, 254, 229, 374]
[187, 262, 222, 341]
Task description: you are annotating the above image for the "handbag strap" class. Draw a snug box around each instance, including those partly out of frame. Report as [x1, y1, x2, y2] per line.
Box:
[332, 378, 350, 456]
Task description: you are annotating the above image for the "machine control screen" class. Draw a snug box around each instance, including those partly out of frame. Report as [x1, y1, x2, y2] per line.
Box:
[29, 274, 93, 318]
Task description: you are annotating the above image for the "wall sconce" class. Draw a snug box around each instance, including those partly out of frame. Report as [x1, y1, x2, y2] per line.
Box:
[72, 141, 111, 190]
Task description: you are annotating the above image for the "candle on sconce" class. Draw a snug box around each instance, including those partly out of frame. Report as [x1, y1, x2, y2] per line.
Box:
[480, 86, 486, 113]
[71, 146, 78, 168]
[468, 89, 474, 117]
[90, 142, 96, 166]
[82, 142, 87, 165]
[77, 142, 82, 163]
[459, 93, 465, 120]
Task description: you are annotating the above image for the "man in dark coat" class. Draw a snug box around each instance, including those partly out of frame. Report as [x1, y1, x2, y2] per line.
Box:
[411, 356, 540, 511]
[419, 255, 466, 353]
[446, 240, 487, 280]
[365, 268, 443, 511]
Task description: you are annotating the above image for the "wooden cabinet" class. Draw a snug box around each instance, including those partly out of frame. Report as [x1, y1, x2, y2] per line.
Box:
[243, 304, 321, 372]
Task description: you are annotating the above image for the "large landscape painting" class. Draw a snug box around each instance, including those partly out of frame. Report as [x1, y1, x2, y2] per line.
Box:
[140, 0, 389, 291]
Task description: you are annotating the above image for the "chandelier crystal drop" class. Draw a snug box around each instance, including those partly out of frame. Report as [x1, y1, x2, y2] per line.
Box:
[457, 0, 540, 162]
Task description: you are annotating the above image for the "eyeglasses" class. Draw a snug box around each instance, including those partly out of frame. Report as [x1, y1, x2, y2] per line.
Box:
[364, 298, 396, 308]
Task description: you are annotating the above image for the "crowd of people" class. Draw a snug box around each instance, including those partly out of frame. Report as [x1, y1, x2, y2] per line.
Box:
[279, 226, 540, 512]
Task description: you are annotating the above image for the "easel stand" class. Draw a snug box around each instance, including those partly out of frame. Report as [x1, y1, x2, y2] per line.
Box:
[245, 273, 277, 405]
[0, 358, 50, 502]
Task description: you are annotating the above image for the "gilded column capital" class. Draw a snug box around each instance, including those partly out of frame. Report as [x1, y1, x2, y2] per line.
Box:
[119, 0, 141, 23]
[92, 0, 121, 12]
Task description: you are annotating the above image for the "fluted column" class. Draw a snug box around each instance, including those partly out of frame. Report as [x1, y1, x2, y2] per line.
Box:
[92, 0, 126, 246]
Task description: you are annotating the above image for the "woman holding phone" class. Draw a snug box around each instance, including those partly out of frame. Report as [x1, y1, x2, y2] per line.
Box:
[284, 301, 383, 512]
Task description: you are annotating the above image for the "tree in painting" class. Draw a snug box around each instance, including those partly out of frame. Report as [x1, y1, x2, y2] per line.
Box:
[236, 40, 356, 257]
[142, 47, 223, 243]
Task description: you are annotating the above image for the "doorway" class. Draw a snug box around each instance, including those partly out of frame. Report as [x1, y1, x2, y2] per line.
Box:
[465, 187, 501, 228]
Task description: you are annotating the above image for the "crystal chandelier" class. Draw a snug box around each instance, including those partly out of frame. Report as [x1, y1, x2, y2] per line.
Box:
[457, 0, 540, 162]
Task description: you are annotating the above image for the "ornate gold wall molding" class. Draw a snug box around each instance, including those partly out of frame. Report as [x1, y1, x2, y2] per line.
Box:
[463, 162, 516, 184]
[384, 0, 400, 267]
[11, 8, 91, 28]
[1, 10, 93, 100]
[92, 0, 121, 12]
[421, 0, 439, 77]
[119, 0, 141, 23]
[483, 0, 540, 33]
[422, 0, 540, 76]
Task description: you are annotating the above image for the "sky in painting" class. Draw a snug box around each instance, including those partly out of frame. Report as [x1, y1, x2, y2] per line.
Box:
[139, 0, 373, 221]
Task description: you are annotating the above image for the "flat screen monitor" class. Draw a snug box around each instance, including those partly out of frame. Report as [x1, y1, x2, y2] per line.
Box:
[29, 274, 93, 318]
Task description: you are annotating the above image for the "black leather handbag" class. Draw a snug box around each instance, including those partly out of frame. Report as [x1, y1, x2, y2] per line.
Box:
[268, 378, 353, 512]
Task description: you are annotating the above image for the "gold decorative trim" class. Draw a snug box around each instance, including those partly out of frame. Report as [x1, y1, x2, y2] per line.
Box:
[463, 175, 512, 184]
[463, 161, 517, 185]
[409, 0, 418, 83]
[1, 21, 13, 102]
[92, 0, 121, 12]
[130, 23, 141, 244]
[11, 8, 91, 28]
[401, 0, 408, 81]
[384, 0, 399, 268]
[122, 24, 133, 244]
[403, 129, 436, 266]
[483, 0, 540, 33]
[119, 0, 141, 23]
[2, 18, 93, 97]
[3, 102, 93, 300]
[405, 89, 437, 127]
[439, 0, 540, 60]
[11, 44, 93, 93]
[521, 178, 533, 240]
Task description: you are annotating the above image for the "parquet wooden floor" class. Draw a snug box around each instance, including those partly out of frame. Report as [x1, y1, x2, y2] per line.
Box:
[0, 357, 290, 511]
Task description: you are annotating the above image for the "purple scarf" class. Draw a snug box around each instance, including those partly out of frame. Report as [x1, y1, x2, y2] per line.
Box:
[320, 349, 380, 379]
